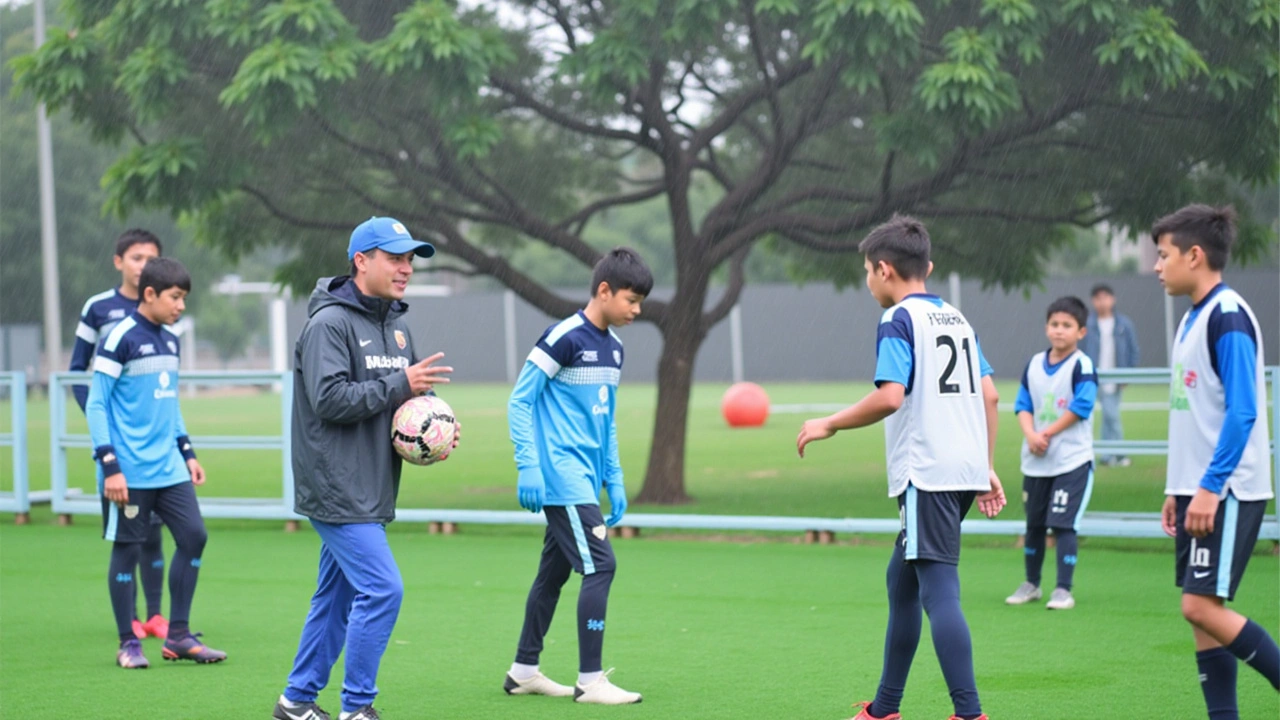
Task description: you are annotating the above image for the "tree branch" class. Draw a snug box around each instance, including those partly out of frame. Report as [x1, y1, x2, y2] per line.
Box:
[556, 183, 666, 234]
[488, 75, 652, 147]
[701, 247, 750, 332]
[688, 58, 814, 155]
[237, 184, 352, 232]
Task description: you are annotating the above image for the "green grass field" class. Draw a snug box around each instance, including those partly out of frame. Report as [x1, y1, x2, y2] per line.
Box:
[1, 517, 1276, 719]
[7, 381, 1268, 519]
[0, 381, 1277, 718]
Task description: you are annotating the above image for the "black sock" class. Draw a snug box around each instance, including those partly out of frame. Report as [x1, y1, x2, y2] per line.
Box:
[871, 542, 921, 718]
[167, 545, 205, 637]
[577, 570, 614, 673]
[1023, 525, 1046, 586]
[917, 561, 981, 718]
[1054, 529, 1078, 591]
[1197, 647, 1239, 719]
[140, 527, 165, 619]
[108, 543, 141, 642]
[1225, 619, 1280, 690]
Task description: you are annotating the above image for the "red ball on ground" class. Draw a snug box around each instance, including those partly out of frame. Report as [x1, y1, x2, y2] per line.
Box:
[722, 382, 770, 427]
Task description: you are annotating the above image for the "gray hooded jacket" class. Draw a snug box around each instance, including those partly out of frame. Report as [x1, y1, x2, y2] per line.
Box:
[291, 276, 418, 523]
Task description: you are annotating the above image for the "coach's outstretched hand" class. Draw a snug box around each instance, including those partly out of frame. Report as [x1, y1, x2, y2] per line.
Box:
[605, 483, 628, 527]
[406, 352, 453, 395]
[517, 468, 545, 514]
[976, 470, 1006, 518]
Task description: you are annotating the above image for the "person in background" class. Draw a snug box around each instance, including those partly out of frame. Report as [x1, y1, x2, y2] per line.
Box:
[1081, 284, 1140, 467]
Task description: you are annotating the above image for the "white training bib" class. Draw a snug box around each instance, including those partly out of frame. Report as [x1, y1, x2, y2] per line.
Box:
[1020, 350, 1095, 477]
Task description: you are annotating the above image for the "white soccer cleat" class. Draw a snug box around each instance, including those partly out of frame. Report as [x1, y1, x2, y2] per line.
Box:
[1005, 582, 1042, 605]
[503, 671, 575, 697]
[574, 669, 642, 705]
[1046, 587, 1075, 610]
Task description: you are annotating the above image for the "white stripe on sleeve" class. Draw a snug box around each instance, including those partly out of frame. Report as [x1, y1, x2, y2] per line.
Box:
[528, 347, 560, 377]
[93, 356, 123, 378]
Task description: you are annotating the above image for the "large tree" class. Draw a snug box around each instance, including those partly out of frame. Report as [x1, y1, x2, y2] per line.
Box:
[16, 0, 1277, 502]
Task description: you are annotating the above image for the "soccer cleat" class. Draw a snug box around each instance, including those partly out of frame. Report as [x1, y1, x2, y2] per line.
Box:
[849, 700, 901, 720]
[947, 715, 989, 720]
[573, 668, 642, 705]
[1046, 587, 1075, 610]
[162, 632, 227, 663]
[116, 639, 150, 669]
[1005, 582, 1042, 605]
[504, 671, 575, 697]
[132, 618, 148, 639]
[272, 696, 332, 720]
[338, 706, 380, 720]
[141, 614, 169, 639]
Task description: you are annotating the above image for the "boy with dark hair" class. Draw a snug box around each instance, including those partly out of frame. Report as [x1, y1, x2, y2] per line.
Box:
[1006, 296, 1097, 611]
[797, 215, 1005, 720]
[71, 229, 169, 641]
[1152, 204, 1279, 718]
[504, 247, 653, 705]
[275, 217, 455, 720]
[1081, 283, 1140, 466]
[87, 256, 226, 669]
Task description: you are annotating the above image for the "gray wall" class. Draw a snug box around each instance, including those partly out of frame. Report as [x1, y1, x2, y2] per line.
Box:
[285, 270, 1278, 382]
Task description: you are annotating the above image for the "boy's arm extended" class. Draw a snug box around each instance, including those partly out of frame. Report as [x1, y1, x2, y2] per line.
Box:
[796, 382, 904, 457]
[508, 360, 551, 513]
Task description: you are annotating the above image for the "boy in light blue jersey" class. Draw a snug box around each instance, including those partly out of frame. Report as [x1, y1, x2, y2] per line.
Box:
[1152, 205, 1278, 718]
[504, 248, 652, 705]
[1005, 296, 1097, 611]
[88, 257, 226, 669]
[71, 229, 169, 641]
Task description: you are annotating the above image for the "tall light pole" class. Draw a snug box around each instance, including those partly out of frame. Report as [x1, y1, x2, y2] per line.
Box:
[35, 0, 62, 380]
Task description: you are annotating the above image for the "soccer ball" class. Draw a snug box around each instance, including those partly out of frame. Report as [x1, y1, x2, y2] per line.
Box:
[391, 395, 457, 466]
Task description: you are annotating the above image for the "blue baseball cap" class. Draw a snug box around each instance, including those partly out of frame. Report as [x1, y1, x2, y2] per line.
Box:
[347, 217, 436, 260]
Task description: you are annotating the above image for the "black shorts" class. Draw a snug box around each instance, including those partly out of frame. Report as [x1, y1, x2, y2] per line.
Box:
[1023, 461, 1094, 532]
[1175, 493, 1267, 601]
[543, 504, 616, 576]
[896, 484, 976, 565]
[101, 483, 198, 544]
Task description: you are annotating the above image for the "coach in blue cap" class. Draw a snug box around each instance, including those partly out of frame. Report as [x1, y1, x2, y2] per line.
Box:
[274, 217, 455, 720]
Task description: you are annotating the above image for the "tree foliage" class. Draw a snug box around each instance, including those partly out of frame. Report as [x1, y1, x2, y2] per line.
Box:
[15, 0, 1278, 501]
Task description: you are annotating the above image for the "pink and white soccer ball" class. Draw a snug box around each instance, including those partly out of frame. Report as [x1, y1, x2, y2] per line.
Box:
[391, 395, 458, 466]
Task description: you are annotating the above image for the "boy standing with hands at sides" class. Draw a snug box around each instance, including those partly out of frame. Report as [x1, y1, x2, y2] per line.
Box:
[504, 247, 652, 705]
[1152, 204, 1278, 719]
[797, 215, 1005, 720]
[72, 229, 169, 642]
[87, 256, 225, 669]
[1005, 296, 1098, 611]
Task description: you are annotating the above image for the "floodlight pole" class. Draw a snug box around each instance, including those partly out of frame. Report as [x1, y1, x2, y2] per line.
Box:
[35, 0, 62, 380]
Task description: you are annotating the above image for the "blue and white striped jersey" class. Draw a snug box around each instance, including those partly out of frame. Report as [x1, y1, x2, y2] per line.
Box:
[70, 288, 139, 412]
[509, 311, 625, 507]
[86, 312, 192, 489]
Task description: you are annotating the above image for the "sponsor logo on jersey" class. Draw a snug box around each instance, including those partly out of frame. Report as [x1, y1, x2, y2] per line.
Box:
[108, 309, 126, 320]
[1170, 363, 1191, 411]
[592, 384, 610, 415]
[1184, 369, 1197, 389]
[139, 343, 156, 356]
[582, 350, 598, 362]
[366, 355, 410, 370]
[154, 370, 178, 399]
[613, 350, 621, 365]
[395, 330, 407, 349]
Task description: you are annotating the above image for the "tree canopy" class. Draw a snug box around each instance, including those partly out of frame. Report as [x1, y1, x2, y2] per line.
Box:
[15, 0, 1278, 501]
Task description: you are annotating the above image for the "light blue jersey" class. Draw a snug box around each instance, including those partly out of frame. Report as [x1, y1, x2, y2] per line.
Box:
[509, 311, 624, 507]
[87, 312, 193, 489]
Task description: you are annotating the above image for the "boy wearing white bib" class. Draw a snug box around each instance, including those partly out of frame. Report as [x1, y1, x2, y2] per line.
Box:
[797, 215, 1006, 720]
[1152, 204, 1278, 719]
[1006, 296, 1097, 611]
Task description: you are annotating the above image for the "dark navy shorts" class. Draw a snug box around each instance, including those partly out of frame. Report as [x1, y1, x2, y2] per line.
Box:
[543, 504, 616, 576]
[101, 482, 199, 544]
[1175, 493, 1267, 601]
[896, 484, 977, 565]
[1023, 461, 1094, 532]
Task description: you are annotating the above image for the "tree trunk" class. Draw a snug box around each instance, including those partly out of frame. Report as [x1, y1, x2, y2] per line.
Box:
[634, 311, 703, 505]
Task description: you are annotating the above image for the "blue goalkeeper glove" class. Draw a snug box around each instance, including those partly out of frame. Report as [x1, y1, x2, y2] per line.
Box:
[605, 482, 628, 527]
[517, 468, 544, 514]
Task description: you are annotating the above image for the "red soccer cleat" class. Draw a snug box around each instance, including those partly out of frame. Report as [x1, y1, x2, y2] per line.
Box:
[132, 618, 147, 639]
[141, 614, 169, 639]
[850, 701, 901, 720]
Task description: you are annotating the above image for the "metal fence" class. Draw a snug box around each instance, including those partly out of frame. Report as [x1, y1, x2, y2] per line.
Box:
[33, 368, 1279, 541]
[0, 372, 29, 517]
